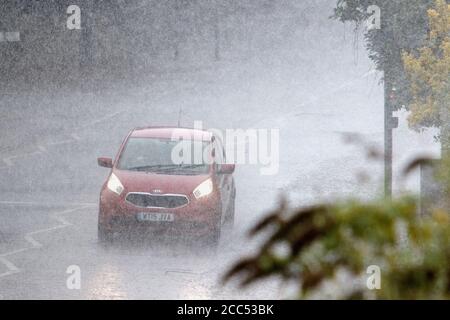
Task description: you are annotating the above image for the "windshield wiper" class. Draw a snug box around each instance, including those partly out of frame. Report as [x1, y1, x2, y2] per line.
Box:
[125, 164, 206, 174]
[179, 164, 206, 169]
[126, 165, 179, 172]
[159, 164, 207, 175]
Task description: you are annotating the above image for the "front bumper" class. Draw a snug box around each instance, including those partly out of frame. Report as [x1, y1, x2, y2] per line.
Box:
[99, 190, 221, 236]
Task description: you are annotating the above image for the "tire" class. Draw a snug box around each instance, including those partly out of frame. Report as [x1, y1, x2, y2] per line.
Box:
[98, 223, 114, 245]
[208, 226, 221, 247]
[192, 226, 220, 252]
[224, 196, 235, 233]
[202, 213, 222, 249]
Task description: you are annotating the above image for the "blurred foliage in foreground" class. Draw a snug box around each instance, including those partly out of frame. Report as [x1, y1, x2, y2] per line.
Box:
[225, 198, 450, 299]
[224, 161, 450, 299]
[225, 0, 450, 299]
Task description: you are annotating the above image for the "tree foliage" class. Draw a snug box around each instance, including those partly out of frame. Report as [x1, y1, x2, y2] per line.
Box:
[223, 1, 450, 299]
[224, 189, 450, 299]
[402, 0, 450, 150]
[333, 0, 435, 110]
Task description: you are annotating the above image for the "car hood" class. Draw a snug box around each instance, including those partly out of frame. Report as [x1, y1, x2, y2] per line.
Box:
[113, 169, 210, 196]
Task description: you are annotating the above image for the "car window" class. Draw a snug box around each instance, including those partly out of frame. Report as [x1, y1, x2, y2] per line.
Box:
[117, 137, 211, 175]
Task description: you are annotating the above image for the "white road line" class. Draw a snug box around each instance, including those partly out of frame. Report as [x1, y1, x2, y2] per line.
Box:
[3, 150, 42, 167]
[2, 158, 13, 167]
[251, 69, 379, 128]
[47, 139, 76, 146]
[8, 150, 41, 160]
[1, 137, 75, 168]
[0, 257, 20, 272]
[0, 31, 21, 42]
[0, 257, 20, 278]
[23, 234, 43, 248]
[0, 205, 90, 280]
[0, 248, 29, 257]
[0, 201, 96, 207]
[1, 109, 125, 168]
[81, 110, 125, 128]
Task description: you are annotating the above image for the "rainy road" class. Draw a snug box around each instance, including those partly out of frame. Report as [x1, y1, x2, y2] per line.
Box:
[0, 10, 394, 299]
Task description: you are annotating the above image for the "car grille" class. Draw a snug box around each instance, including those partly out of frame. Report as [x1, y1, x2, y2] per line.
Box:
[126, 193, 189, 209]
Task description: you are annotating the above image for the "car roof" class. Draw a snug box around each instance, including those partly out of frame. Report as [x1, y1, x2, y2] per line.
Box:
[130, 126, 213, 141]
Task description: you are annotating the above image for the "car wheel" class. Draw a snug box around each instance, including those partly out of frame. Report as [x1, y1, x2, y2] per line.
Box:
[192, 226, 220, 252]
[202, 216, 222, 249]
[224, 198, 235, 233]
[98, 224, 114, 245]
[208, 226, 221, 247]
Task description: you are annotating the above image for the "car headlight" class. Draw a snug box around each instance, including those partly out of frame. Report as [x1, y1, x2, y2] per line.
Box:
[193, 178, 213, 199]
[107, 173, 124, 195]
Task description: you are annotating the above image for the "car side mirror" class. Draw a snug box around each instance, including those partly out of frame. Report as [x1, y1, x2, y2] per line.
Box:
[218, 164, 235, 174]
[98, 157, 113, 168]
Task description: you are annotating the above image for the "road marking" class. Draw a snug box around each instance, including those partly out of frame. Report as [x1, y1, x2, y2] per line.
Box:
[3, 150, 42, 167]
[0, 31, 20, 42]
[0, 257, 20, 278]
[0, 201, 96, 207]
[81, 110, 125, 128]
[54, 215, 72, 226]
[251, 69, 379, 128]
[0, 134, 79, 167]
[0, 247, 31, 257]
[2, 158, 13, 167]
[1, 136, 77, 169]
[47, 139, 77, 146]
[0, 109, 125, 170]
[8, 151, 41, 160]
[0, 205, 90, 280]
[1, 109, 126, 168]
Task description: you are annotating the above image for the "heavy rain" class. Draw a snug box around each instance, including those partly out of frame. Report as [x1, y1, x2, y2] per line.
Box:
[0, 0, 448, 301]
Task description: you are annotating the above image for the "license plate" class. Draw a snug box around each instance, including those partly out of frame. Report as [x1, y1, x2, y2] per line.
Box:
[137, 212, 175, 222]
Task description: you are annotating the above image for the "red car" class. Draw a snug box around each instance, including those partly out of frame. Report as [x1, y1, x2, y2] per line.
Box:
[97, 127, 236, 246]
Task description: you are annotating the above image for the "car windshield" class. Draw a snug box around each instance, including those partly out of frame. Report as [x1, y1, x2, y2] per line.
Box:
[117, 137, 211, 175]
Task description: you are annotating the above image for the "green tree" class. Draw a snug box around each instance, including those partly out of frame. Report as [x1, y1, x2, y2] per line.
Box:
[402, 0, 450, 153]
[333, 0, 435, 110]
[224, 187, 450, 299]
[224, 3, 450, 297]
